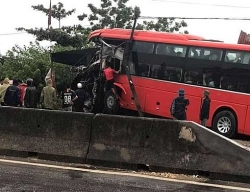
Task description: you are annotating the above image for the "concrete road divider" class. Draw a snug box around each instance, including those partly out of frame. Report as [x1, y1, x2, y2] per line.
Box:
[0, 107, 93, 159]
[1, 107, 250, 179]
[87, 114, 250, 178]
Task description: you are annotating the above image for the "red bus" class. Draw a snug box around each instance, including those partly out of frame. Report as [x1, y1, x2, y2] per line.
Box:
[87, 28, 250, 138]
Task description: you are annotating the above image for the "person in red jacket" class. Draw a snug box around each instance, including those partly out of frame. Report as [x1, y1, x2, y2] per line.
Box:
[103, 62, 120, 99]
[18, 79, 27, 107]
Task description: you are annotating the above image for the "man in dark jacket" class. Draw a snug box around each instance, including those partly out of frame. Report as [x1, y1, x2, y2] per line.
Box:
[4, 79, 21, 107]
[24, 79, 39, 108]
[200, 90, 211, 127]
[74, 83, 89, 112]
[62, 84, 78, 112]
[170, 89, 189, 120]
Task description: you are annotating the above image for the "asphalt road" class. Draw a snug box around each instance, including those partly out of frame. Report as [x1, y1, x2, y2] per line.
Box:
[0, 158, 249, 192]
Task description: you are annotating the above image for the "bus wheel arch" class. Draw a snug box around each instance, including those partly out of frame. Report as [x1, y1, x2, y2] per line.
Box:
[114, 83, 126, 95]
[212, 107, 238, 138]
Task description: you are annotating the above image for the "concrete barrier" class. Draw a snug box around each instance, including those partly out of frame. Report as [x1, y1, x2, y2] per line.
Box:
[0, 107, 93, 159]
[1, 107, 250, 179]
[87, 114, 250, 178]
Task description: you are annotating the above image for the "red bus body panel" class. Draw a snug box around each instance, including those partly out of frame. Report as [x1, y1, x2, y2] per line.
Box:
[90, 28, 250, 136]
[116, 75, 250, 135]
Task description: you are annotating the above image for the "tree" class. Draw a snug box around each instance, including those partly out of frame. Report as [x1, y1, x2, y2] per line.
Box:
[0, 42, 74, 92]
[17, 25, 90, 49]
[141, 17, 188, 34]
[78, 0, 188, 33]
[18, 0, 188, 49]
[17, 2, 89, 49]
[31, 2, 75, 29]
[78, 0, 135, 30]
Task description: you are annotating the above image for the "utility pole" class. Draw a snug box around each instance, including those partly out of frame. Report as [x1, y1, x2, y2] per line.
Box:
[122, 7, 144, 117]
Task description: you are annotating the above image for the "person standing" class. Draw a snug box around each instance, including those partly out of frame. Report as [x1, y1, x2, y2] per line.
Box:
[0, 78, 10, 106]
[200, 90, 211, 127]
[62, 84, 78, 112]
[40, 79, 57, 110]
[24, 78, 39, 108]
[4, 79, 21, 107]
[18, 79, 27, 107]
[74, 83, 88, 112]
[170, 89, 189, 120]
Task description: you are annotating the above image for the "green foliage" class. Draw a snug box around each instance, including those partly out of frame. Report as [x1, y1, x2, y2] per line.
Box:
[78, 0, 188, 32]
[0, 42, 74, 92]
[17, 25, 90, 49]
[17, 0, 188, 48]
[141, 18, 188, 33]
[0, 42, 49, 82]
[17, 2, 88, 49]
[78, 0, 136, 30]
[32, 2, 75, 28]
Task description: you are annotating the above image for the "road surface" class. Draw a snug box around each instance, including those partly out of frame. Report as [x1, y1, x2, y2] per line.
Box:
[0, 158, 249, 191]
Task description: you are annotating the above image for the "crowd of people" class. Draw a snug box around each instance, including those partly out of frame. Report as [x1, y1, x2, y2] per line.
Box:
[0, 78, 92, 113]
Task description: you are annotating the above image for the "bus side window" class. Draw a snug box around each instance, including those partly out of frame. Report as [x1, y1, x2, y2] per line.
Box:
[156, 44, 176, 56]
[188, 48, 199, 58]
[225, 51, 242, 63]
[174, 46, 187, 57]
[151, 65, 161, 79]
[133, 42, 154, 53]
[129, 61, 136, 75]
[165, 67, 182, 82]
[150, 64, 182, 82]
[156, 44, 187, 57]
[188, 47, 222, 61]
[184, 71, 203, 85]
[225, 51, 250, 64]
[203, 72, 216, 87]
[136, 63, 150, 77]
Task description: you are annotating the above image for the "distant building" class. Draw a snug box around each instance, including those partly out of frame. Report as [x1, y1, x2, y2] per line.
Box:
[238, 30, 250, 45]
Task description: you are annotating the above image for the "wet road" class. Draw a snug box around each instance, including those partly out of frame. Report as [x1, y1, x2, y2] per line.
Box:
[0, 158, 249, 192]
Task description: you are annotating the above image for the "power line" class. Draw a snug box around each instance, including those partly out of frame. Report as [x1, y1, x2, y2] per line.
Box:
[152, 0, 250, 9]
[139, 16, 250, 20]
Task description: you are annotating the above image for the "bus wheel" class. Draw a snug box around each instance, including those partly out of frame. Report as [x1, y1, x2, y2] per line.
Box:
[212, 110, 237, 138]
[103, 90, 119, 114]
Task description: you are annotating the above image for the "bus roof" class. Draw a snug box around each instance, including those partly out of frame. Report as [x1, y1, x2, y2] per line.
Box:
[89, 28, 205, 41]
[89, 28, 250, 52]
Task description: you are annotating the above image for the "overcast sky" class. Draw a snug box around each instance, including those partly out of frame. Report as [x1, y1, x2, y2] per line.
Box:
[1, 0, 250, 55]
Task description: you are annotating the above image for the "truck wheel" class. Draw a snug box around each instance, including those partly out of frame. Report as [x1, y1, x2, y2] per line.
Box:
[212, 110, 237, 138]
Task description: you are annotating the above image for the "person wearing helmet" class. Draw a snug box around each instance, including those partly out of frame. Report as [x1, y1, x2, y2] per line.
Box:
[170, 89, 189, 120]
[74, 82, 89, 112]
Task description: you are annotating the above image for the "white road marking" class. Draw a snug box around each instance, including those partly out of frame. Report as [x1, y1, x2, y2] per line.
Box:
[0, 158, 249, 191]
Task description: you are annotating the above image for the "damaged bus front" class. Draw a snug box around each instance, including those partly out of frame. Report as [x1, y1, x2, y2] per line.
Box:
[70, 34, 127, 114]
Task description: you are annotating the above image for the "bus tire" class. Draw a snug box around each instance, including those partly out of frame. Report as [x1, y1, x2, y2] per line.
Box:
[103, 90, 119, 114]
[212, 110, 237, 138]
